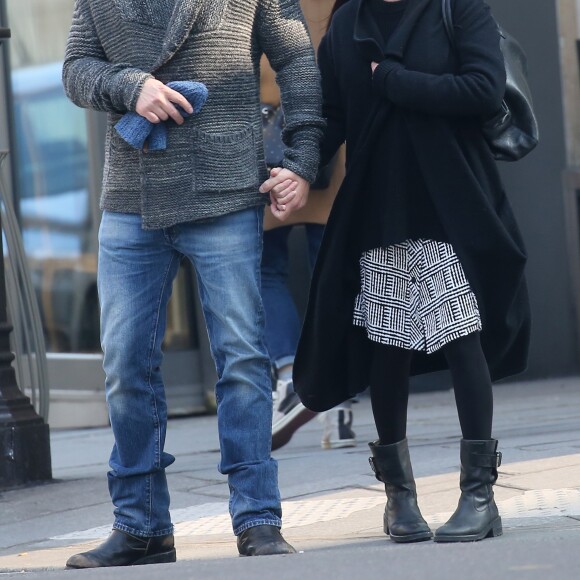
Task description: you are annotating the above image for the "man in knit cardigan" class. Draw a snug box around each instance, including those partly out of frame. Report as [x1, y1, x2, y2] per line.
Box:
[62, 0, 323, 568]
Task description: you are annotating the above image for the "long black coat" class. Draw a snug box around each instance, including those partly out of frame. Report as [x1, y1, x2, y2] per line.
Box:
[294, 0, 531, 412]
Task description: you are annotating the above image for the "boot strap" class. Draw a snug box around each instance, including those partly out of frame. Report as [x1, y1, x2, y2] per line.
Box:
[368, 457, 385, 483]
[472, 451, 502, 468]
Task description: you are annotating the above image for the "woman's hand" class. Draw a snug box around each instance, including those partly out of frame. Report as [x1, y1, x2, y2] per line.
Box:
[260, 167, 310, 221]
[371, 61, 379, 74]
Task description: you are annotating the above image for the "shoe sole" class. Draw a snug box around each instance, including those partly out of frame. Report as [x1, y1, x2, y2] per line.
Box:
[433, 517, 503, 543]
[385, 519, 433, 543]
[65, 549, 177, 568]
[272, 406, 317, 451]
[134, 549, 177, 565]
[238, 546, 297, 556]
[388, 531, 433, 543]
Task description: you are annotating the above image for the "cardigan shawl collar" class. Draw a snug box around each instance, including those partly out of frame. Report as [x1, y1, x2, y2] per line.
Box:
[151, 0, 206, 72]
[107, 0, 213, 72]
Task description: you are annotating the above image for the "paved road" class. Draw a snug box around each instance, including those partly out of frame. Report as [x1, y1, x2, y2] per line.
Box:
[1, 378, 579, 579]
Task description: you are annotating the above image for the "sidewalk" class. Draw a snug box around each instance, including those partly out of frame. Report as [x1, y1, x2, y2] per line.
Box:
[1, 377, 579, 578]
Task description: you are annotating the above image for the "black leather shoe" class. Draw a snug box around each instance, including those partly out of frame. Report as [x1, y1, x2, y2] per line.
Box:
[66, 529, 176, 568]
[237, 525, 297, 556]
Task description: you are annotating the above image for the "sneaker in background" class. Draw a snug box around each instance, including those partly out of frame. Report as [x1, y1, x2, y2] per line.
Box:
[320, 407, 356, 449]
[272, 379, 317, 451]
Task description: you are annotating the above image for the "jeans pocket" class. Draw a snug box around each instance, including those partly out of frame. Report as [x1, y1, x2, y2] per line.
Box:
[192, 125, 259, 193]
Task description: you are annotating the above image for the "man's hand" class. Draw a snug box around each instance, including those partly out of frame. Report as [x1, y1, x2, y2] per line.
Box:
[371, 61, 379, 74]
[260, 167, 310, 221]
[136, 78, 194, 125]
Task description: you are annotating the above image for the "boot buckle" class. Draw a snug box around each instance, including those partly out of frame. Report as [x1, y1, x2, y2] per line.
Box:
[473, 451, 502, 468]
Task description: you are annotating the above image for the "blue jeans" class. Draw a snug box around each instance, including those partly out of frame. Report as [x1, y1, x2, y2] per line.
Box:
[261, 224, 324, 370]
[98, 207, 281, 538]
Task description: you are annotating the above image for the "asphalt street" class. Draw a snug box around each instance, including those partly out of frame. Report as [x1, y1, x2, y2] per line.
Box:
[1, 377, 579, 579]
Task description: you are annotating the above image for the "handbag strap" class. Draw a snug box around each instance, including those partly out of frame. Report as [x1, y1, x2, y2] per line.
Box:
[441, 0, 456, 50]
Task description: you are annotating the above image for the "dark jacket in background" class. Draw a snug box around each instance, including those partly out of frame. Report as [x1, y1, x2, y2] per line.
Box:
[294, 0, 531, 412]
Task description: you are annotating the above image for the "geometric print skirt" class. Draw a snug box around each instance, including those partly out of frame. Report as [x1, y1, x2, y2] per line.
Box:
[353, 239, 482, 354]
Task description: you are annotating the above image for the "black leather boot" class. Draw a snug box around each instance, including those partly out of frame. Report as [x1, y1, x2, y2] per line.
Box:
[369, 439, 433, 543]
[65, 529, 176, 568]
[237, 525, 296, 556]
[434, 439, 503, 543]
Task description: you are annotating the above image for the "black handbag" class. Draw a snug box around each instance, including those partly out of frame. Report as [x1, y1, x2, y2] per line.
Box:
[261, 103, 335, 189]
[442, 0, 539, 161]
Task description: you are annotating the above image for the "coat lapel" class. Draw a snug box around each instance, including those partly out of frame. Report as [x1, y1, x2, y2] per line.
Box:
[384, 0, 431, 58]
[150, 0, 205, 72]
[353, 0, 389, 62]
[353, 0, 432, 61]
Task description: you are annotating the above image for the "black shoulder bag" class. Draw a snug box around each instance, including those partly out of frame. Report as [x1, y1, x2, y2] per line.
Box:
[442, 0, 539, 161]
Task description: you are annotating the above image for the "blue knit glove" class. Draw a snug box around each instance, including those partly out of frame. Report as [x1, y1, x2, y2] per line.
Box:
[115, 81, 209, 151]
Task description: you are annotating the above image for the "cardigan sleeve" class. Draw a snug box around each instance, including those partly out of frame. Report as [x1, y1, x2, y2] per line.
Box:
[318, 31, 347, 168]
[256, 0, 325, 183]
[372, 0, 505, 117]
[62, 0, 153, 114]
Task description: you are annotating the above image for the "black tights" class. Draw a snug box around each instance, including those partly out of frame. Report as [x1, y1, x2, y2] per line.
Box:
[369, 332, 493, 445]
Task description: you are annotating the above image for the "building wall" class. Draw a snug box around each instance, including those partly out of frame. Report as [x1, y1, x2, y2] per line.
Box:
[486, 0, 580, 378]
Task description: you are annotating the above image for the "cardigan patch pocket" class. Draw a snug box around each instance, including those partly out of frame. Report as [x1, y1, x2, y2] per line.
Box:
[192, 125, 259, 193]
[104, 132, 142, 194]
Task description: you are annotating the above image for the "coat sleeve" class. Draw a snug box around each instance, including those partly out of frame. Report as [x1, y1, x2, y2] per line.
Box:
[372, 0, 505, 117]
[62, 0, 153, 113]
[318, 30, 347, 168]
[256, 0, 325, 183]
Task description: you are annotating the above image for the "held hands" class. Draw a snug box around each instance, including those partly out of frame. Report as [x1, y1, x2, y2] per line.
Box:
[260, 167, 310, 221]
[136, 78, 194, 124]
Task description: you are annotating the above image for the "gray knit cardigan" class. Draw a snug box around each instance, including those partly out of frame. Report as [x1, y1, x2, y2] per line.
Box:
[63, 0, 324, 229]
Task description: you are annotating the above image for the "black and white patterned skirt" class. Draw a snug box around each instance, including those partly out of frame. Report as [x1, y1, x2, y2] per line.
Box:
[353, 239, 481, 353]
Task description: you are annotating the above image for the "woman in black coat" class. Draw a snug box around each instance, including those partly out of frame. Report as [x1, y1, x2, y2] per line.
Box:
[288, 0, 531, 544]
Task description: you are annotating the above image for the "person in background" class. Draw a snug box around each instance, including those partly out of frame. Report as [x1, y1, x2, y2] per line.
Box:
[260, 0, 356, 451]
[266, 0, 531, 544]
[62, 0, 323, 567]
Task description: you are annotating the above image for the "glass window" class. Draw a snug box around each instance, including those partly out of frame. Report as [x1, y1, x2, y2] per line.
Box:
[4, 0, 199, 355]
[13, 63, 90, 259]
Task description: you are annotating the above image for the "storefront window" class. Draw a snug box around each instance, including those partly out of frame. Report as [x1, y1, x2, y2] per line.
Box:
[5, 0, 198, 354]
